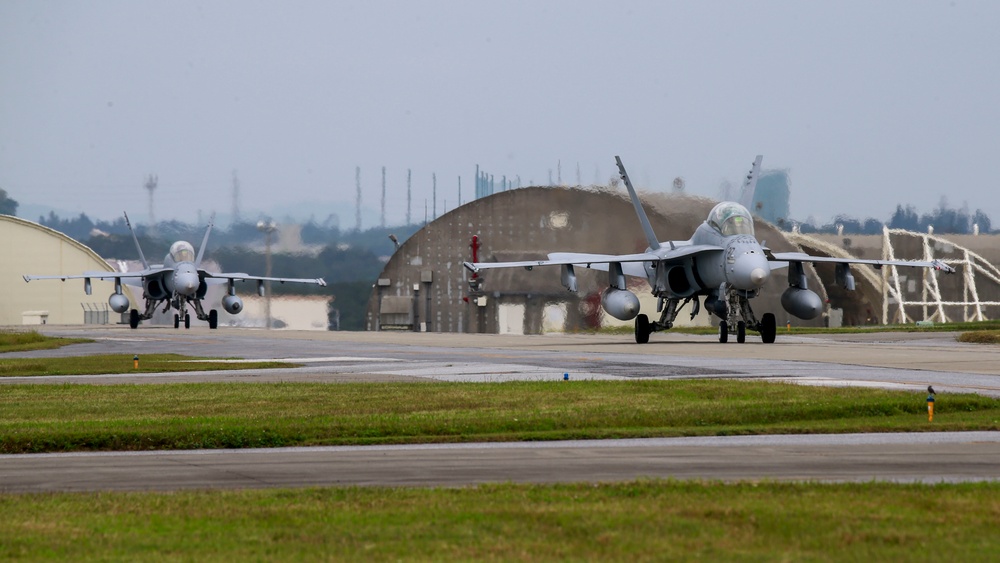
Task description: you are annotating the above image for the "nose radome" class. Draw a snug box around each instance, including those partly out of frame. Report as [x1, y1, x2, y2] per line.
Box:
[177, 272, 198, 294]
[750, 267, 767, 287]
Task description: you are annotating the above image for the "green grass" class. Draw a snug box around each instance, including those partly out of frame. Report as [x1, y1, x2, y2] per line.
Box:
[2, 380, 997, 453]
[958, 330, 1000, 344]
[0, 329, 90, 352]
[0, 353, 296, 377]
[1, 481, 997, 561]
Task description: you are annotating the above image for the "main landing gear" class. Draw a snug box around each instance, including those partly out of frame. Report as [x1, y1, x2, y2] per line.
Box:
[633, 290, 777, 344]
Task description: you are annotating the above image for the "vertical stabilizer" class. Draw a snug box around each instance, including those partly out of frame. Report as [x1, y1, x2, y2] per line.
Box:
[738, 155, 763, 210]
[614, 156, 661, 251]
[195, 213, 215, 267]
[123, 212, 150, 269]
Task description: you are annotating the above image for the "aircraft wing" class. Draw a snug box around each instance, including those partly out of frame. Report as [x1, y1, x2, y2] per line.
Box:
[464, 252, 659, 274]
[23, 268, 171, 283]
[769, 252, 955, 273]
[203, 272, 327, 286]
[464, 245, 724, 277]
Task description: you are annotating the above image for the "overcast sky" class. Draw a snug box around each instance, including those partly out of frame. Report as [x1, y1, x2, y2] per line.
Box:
[2, 0, 998, 228]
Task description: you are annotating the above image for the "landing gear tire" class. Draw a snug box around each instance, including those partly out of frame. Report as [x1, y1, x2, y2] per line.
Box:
[184, 313, 191, 329]
[634, 314, 650, 344]
[174, 314, 180, 329]
[737, 321, 746, 344]
[129, 309, 140, 329]
[760, 313, 777, 344]
[719, 321, 728, 343]
[209, 309, 218, 330]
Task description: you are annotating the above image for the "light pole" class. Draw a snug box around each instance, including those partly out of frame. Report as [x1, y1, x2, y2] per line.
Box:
[256, 220, 277, 329]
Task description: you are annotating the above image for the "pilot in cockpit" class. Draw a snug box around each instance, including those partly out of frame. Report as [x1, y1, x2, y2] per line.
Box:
[707, 202, 755, 237]
[169, 241, 196, 263]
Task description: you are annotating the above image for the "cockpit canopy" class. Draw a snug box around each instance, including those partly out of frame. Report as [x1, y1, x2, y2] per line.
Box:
[707, 202, 755, 236]
[169, 241, 196, 263]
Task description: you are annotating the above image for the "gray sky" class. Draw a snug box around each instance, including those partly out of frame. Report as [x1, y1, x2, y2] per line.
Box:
[2, 0, 998, 228]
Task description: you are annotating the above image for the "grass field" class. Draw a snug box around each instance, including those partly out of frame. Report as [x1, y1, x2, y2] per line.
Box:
[2, 380, 997, 453]
[0, 329, 89, 352]
[0, 353, 296, 377]
[1, 481, 998, 561]
[3, 331, 997, 559]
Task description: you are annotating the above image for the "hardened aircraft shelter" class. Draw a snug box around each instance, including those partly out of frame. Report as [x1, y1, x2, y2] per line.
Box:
[367, 186, 1000, 334]
[0, 215, 134, 326]
[365, 187, 822, 334]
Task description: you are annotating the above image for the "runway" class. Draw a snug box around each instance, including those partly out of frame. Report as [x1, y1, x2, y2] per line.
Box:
[2, 326, 999, 492]
[2, 433, 999, 493]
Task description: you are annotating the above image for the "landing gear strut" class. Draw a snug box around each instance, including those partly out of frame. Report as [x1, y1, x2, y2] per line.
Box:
[719, 287, 775, 344]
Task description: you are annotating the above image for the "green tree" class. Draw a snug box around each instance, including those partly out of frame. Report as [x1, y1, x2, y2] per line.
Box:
[0, 188, 18, 216]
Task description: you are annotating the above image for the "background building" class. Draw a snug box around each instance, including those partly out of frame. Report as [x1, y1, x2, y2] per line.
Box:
[0, 215, 135, 326]
[365, 187, 823, 334]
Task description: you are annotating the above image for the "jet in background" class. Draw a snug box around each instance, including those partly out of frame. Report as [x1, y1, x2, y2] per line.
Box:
[464, 155, 954, 343]
[24, 213, 326, 329]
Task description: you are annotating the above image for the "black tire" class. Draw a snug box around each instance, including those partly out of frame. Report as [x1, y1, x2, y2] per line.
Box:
[634, 314, 650, 344]
[174, 314, 180, 329]
[737, 321, 746, 344]
[184, 313, 191, 329]
[129, 309, 140, 329]
[761, 313, 777, 344]
[719, 321, 728, 343]
[209, 309, 218, 330]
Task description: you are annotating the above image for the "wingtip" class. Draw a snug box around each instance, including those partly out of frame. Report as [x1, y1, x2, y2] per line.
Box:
[463, 261, 480, 273]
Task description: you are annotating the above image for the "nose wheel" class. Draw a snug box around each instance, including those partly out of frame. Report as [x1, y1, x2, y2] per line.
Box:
[174, 312, 192, 329]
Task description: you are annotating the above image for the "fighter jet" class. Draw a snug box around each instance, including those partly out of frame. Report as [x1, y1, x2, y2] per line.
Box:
[464, 155, 954, 344]
[24, 213, 326, 329]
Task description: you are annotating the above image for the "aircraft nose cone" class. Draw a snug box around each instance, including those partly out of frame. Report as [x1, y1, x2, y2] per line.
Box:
[175, 272, 199, 295]
[730, 254, 770, 289]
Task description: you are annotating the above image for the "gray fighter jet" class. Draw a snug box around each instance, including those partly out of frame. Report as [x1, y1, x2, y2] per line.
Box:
[24, 213, 326, 329]
[464, 156, 954, 343]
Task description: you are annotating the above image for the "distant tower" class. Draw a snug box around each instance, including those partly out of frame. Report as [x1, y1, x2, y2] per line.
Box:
[381, 166, 386, 229]
[432, 173, 437, 220]
[144, 174, 158, 230]
[355, 166, 362, 231]
[576, 162, 581, 187]
[231, 170, 242, 224]
[406, 169, 412, 225]
[457, 175, 462, 206]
